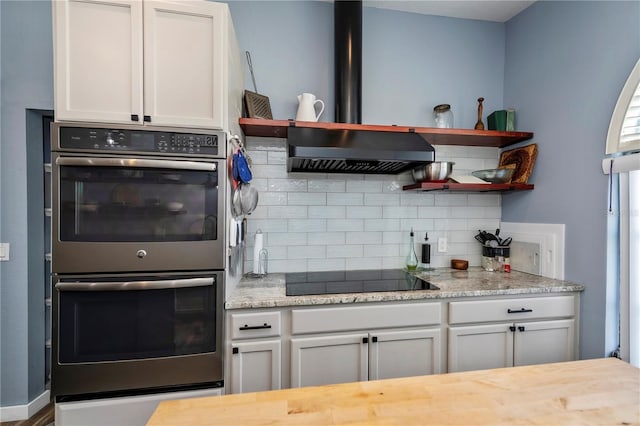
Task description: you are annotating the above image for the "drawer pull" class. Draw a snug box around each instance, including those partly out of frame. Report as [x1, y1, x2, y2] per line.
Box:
[518, 326, 526, 332]
[507, 308, 533, 314]
[509, 325, 516, 332]
[239, 323, 272, 330]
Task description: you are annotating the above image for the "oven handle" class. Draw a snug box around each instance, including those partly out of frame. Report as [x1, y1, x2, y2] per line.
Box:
[55, 277, 214, 291]
[55, 157, 217, 171]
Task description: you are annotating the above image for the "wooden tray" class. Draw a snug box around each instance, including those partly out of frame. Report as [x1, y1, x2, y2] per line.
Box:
[499, 143, 538, 184]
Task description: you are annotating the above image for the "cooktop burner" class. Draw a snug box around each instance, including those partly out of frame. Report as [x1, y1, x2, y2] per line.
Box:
[285, 269, 439, 296]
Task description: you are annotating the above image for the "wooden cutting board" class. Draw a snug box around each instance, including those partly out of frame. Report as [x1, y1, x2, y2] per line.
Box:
[147, 358, 639, 425]
[499, 143, 538, 184]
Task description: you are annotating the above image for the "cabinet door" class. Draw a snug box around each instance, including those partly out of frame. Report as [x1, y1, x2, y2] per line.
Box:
[53, 0, 143, 124]
[230, 340, 281, 394]
[369, 329, 441, 381]
[448, 323, 514, 373]
[143, 1, 226, 129]
[514, 319, 575, 367]
[290, 334, 368, 388]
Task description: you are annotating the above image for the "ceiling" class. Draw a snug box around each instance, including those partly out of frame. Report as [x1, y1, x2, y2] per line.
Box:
[362, 1, 536, 23]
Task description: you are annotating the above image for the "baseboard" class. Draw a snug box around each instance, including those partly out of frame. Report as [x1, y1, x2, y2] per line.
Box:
[0, 390, 51, 422]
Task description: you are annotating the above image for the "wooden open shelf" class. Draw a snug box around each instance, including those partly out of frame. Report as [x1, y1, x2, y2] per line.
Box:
[239, 118, 534, 148]
[402, 182, 534, 192]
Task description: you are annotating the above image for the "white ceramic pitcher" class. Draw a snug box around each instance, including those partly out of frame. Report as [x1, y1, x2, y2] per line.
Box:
[295, 93, 325, 122]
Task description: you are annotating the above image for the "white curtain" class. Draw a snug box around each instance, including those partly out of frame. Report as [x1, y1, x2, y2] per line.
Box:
[619, 170, 640, 366]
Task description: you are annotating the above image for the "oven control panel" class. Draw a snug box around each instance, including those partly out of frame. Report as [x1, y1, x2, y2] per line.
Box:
[58, 127, 223, 157]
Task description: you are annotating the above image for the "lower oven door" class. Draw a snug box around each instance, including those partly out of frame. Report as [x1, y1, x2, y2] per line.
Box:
[52, 271, 224, 398]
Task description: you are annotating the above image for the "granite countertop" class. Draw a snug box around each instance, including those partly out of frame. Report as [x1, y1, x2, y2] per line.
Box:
[225, 267, 584, 310]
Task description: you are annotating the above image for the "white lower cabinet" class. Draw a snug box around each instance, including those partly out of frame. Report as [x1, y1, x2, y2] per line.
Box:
[290, 302, 442, 388]
[290, 328, 442, 388]
[225, 293, 580, 394]
[291, 333, 368, 387]
[448, 296, 577, 373]
[230, 340, 281, 393]
[227, 310, 282, 394]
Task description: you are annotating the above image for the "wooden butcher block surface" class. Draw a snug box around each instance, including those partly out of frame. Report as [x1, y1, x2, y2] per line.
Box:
[147, 358, 639, 426]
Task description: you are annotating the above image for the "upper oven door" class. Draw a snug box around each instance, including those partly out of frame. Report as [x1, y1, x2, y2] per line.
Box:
[52, 153, 226, 273]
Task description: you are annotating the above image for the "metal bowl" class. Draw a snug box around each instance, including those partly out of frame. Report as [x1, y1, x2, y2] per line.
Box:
[412, 161, 455, 183]
[472, 168, 515, 184]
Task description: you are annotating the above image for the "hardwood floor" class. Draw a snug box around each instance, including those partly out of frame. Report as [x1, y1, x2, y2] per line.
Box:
[0, 401, 54, 426]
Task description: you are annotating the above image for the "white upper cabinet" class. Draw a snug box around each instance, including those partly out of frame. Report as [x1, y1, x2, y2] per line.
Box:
[54, 0, 238, 129]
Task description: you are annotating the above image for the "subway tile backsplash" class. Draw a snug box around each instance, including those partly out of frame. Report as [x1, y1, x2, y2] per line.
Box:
[241, 137, 501, 273]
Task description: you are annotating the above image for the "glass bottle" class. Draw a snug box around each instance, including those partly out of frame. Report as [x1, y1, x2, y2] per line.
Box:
[406, 228, 418, 270]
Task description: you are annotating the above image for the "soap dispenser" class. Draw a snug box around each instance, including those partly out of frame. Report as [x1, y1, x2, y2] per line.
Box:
[405, 228, 418, 271]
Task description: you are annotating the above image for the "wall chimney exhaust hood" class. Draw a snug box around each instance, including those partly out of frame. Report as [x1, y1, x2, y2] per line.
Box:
[286, 0, 436, 174]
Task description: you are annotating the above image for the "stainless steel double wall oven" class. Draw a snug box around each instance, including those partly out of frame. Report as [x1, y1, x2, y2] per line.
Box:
[51, 123, 226, 399]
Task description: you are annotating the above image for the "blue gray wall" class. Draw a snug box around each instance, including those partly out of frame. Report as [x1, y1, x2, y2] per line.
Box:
[1, 0, 54, 407]
[1, 0, 637, 407]
[502, 0, 640, 360]
[227, 1, 505, 128]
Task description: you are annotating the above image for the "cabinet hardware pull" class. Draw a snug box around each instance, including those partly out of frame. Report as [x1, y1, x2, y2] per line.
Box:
[232, 347, 239, 354]
[144, 115, 151, 122]
[509, 326, 516, 332]
[372, 336, 378, 343]
[131, 114, 139, 121]
[239, 323, 271, 330]
[362, 337, 368, 344]
[507, 308, 533, 314]
[518, 326, 526, 332]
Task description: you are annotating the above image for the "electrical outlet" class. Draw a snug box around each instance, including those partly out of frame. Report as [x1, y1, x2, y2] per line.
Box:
[0, 243, 10, 261]
[437, 237, 447, 253]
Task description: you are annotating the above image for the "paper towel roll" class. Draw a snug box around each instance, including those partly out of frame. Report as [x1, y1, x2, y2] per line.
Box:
[253, 230, 263, 274]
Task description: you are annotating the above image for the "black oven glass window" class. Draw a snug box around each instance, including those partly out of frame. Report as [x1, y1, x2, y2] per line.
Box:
[58, 285, 216, 363]
[58, 166, 218, 242]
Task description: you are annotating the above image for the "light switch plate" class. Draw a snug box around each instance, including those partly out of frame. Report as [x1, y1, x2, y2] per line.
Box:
[0, 243, 10, 261]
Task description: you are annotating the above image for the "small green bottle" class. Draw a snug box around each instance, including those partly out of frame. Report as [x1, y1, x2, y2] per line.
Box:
[406, 228, 418, 270]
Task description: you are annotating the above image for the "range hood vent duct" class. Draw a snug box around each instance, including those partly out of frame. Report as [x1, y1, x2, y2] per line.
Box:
[335, 0, 362, 124]
[286, 0, 436, 175]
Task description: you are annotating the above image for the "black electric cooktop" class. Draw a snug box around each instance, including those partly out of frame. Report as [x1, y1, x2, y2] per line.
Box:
[285, 269, 439, 296]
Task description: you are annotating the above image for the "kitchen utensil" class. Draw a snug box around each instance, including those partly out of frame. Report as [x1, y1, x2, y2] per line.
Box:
[471, 166, 515, 184]
[411, 161, 455, 183]
[501, 237, 512, 246]
[296, 93, 325, 122]
[499, 143, 538, 184]
[240, 182, 259, 215]
[243, 51, 273, 119]
[231, 187, 243, 219]
[474, 234, 485, 244]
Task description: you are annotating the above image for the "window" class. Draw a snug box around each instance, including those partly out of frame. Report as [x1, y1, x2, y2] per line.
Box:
[604, 58, 640, 367]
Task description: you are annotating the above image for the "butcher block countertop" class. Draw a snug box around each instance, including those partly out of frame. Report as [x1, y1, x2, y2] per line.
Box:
[147, 358, 639, 425]
[226, 268, 584, 309]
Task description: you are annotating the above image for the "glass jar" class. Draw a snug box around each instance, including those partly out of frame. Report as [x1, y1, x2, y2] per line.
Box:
[434, 104, 454, 128]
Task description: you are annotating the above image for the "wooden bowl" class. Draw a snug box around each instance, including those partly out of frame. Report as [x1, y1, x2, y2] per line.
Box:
[451, 259, 469, 270]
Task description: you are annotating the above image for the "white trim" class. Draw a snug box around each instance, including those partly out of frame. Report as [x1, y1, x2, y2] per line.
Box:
[602, 152, 640, 174]
[0, 390, 50, 422]
[606, 58, 640, 155]
[500, 222, 565, 279]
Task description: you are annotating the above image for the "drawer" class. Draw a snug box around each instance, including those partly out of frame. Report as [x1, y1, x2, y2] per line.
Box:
[292, 302, 441, 335]
[449, 296, 575, 324]
[230, 311, 281, 339]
